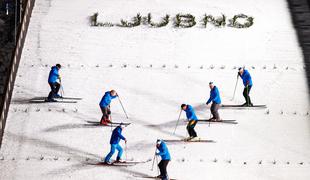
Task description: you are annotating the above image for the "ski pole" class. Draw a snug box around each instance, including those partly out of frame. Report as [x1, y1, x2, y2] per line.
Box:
[110, 113, 113, 132]
[173, 109, 182, 134]
[59, 78, 65, 98]
[58, 80, 64, 102]
[209, 113, 211, 127]
[60, 86, 64, 101]
[155, 155, 160, 175]
[118, 96, 129, 119]
[125, 141, 128, 161]
[231, 74, 239, 101]
[151, 145, 157, 171]
[151, 153, 156, 171]
[61, 86, 64, 97]
[109, 106, 113, 132]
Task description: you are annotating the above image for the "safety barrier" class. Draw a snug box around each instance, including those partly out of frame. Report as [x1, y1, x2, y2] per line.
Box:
[0, 0, 36, 148]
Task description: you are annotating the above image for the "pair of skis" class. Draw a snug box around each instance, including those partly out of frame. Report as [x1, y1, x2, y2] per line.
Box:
[29, 96, 82, 103]
[193, 119, 238, 124]
[94, 159, 150, 166]
[195, 104, 266, 124]
[86, 121, 131, 127]
[133, 175, 177, 180]
[163, 138, 215, 143]
[221, 104, 266, 108]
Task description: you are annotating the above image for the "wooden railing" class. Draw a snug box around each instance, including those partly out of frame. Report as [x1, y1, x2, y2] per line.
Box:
[0, 0, 35, 148]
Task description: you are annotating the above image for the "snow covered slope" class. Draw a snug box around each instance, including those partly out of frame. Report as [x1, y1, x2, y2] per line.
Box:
[1, 0, 310, 179]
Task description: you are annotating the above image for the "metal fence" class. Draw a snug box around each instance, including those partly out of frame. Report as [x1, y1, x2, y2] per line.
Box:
[0, 0, 35, 148]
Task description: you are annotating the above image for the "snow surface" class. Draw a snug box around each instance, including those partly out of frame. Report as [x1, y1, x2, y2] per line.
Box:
[1, 0, 310, 179]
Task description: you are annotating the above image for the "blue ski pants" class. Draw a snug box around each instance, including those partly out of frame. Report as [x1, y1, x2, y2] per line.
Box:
[105, 144, 123, 162]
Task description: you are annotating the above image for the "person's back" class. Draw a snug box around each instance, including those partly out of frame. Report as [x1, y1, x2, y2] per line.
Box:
[158, 141, 171, 160]
[100, 91, 116, 107]
[48, 66, 59, 83]
[240, 69, 253, 86]
[185, 105, 198, 120]
[110, 126, 125, 144]
[210, 86, 221, 104]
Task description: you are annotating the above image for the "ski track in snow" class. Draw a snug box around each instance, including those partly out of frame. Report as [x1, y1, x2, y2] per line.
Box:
[1, 0, 310, 179]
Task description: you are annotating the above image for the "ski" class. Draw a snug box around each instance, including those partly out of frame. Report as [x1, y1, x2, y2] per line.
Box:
[109, 122, 131, 125]
[90, 162, 135, 167]
[197, 119, 238, 124]
[84, 123, 119, 128]
[94, 160, 148, 166]
[55, 97, 82, 100]
[163, 139, 215, 143]
[29, 99, 77, 103]
[133, 175, 177, 180]
[31, 97, 82, 100]
[221, 104, 266, 108]
[198, 119, 236, 122]
[86, 121, 131, 126]
[113, 159, 151, 164]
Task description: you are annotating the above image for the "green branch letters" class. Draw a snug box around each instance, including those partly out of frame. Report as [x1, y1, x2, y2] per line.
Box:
[90, 13, 254, 28]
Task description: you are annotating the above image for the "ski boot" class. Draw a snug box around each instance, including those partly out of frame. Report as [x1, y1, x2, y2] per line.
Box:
[115, 157, 125, 163]
[45, 98, 57, 102]
[189, 137, 200, 142]
[241, 102, 250, 107]
[184, 136, 194, 141]
[100, 119, 109, 126]
[54, 94, 62, 98]
[104, 161, 113, 165]
[156, 175, 163, 179]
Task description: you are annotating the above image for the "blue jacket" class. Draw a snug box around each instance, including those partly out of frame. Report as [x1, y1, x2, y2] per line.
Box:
[156, 141, 171, 160]
[207, 86, 221, 104]
[240, 69, 253, 87]
[99, 91, 117, 108]
[184, 105, 198, 121]
[110, 126, 126, 144]
[48, 66, 59, 83]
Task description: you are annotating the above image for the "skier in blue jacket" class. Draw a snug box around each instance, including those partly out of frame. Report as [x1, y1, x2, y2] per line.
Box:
[156, 139, 171, 180]
[47, 64, 61, 102]
[104, 123, 127, 164]
[206, 82, 221, 121]
[181, 104, 198, 140]
[99, 90, 117, 125]
[238, 67, 253, 106]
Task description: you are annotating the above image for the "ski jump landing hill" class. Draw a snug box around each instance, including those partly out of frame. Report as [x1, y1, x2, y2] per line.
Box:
[1, 0, 310, 179]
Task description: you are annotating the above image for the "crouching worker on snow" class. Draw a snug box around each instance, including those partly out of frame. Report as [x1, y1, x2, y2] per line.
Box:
[99, 90, 118, 125]
[104, 123, 127, 164]
[156, 139, 171, 180]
